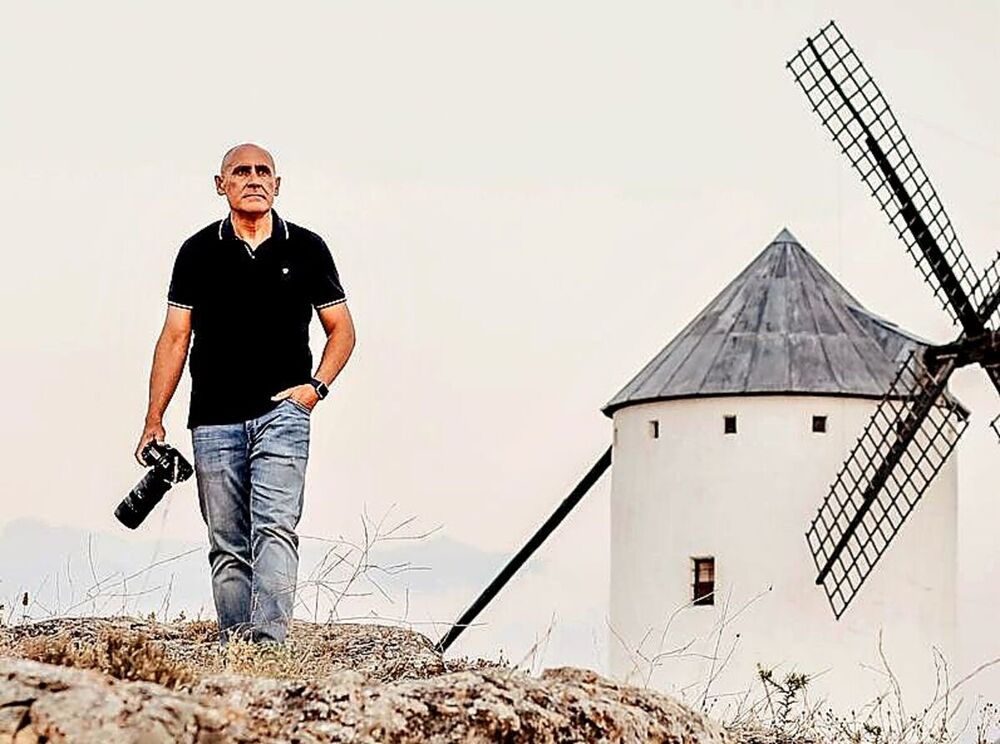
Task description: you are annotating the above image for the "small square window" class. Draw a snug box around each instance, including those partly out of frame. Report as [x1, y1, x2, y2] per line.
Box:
[649, 420, 660, 439]
[693, 557, 715, 606]
[723, 415, 737, 434]
[812, 415, 827, 433]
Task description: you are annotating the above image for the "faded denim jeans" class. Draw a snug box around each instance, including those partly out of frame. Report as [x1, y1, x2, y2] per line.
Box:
[191, 398, 310, 645]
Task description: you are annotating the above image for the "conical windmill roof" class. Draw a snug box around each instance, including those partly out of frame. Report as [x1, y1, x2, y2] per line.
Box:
[603, 229, 936, 417]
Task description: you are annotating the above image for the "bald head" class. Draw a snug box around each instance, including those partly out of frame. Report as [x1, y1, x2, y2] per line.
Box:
[215, 142, 281, 216]
[220, 142, 276, 175]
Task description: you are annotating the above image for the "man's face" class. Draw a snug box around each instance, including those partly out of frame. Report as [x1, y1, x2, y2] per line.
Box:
[214, 146, 281, 214]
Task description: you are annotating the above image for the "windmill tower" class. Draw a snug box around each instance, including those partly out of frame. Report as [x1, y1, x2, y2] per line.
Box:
[605, 229, 959, 706]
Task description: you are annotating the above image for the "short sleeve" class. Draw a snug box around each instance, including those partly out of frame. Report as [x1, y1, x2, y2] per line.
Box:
[309, 237, 347, 310]
[167, 240, 198, 310]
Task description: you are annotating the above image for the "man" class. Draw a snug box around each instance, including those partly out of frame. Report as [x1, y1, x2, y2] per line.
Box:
[135, 143, 356, 646]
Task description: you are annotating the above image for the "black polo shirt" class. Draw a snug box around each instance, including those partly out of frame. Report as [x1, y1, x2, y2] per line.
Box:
[167, 209, 347, 429]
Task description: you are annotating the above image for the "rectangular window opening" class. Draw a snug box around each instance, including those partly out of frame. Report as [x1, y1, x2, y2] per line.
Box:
[723, 415, 737, 435]
[812, 415, 828, 434]
[649, 420, 660, 439]
[693, 557, 715, 606]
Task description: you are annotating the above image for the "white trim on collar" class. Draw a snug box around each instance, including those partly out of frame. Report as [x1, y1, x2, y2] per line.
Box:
[218, 212, 287, 240]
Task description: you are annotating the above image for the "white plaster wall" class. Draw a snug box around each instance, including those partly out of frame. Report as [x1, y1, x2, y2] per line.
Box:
[608, 395, 957, 711]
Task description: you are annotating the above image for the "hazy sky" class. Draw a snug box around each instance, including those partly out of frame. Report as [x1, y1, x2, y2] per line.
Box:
[2, 0, 999, 693]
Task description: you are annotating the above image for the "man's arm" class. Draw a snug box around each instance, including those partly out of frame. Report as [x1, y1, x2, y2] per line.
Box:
[134, 306, 192, 464]
[314, 302, 356, 387]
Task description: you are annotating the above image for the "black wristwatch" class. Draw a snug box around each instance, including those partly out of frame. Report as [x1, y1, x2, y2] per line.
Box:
[310, 377, 329, 400]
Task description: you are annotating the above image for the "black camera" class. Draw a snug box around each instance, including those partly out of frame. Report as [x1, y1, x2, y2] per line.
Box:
[115, 440, 193, 529]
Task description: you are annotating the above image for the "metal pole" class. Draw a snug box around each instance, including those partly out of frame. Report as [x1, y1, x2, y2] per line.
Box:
[434, 445, 612, 654]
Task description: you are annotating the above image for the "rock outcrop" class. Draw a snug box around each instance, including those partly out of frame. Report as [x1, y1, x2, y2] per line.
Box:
[0, 617, 731, 743]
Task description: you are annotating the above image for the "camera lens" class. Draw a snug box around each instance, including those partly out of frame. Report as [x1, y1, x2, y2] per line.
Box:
[115, 470, 171, 529]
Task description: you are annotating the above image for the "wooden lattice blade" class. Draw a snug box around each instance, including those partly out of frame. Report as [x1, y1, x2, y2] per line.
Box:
[805, 351, 967, 618]
[975, 252, 1000, 328]
[985, 366, 1000, 441]
[787, 21, 984, 334]
[984, 364, 1000, 398]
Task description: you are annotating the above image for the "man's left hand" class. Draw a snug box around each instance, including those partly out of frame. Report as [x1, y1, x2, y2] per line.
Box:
[271, 384, 319, 412]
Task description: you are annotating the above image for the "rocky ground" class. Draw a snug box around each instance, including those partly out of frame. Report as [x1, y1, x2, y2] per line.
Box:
[0, 617, 732, 743]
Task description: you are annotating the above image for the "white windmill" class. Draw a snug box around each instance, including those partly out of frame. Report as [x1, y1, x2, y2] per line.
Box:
[604, 228, 959, 705]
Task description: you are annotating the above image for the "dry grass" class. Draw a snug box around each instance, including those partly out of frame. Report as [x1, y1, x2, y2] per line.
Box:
[610, 593, 1000, 744]
[211, 634, 328, 680]
[722, 657, 1000, 744]
[8, 620, 360, 691]
[18, 628, 196, 689]
[442, 650, 512, 674]
[11, 622, 409, 688]
[2, 614, 451, 690]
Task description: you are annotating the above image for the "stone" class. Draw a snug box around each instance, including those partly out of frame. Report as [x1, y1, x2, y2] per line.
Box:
[0, 617, 731, 743]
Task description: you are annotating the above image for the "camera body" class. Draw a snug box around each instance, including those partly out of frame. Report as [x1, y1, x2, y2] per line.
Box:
[115, 440, 193, 529]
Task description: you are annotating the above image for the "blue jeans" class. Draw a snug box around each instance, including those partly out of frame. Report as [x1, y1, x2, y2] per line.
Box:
[191, 398, 310, 645]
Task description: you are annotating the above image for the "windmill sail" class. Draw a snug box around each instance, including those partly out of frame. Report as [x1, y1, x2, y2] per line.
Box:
[986, 360, 1000, 437]
[787, 21, 984, 334]
[805, 350, 967, 617]
[985, 364, 1000, 398]
[974, 255, 1000, 430]
[975, 252, 1000, 329]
